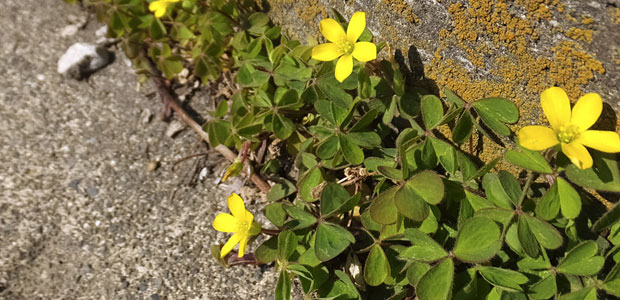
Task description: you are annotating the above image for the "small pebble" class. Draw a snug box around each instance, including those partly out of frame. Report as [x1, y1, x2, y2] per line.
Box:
[147, 160, 160, 172]
[165, 120, 185, 138]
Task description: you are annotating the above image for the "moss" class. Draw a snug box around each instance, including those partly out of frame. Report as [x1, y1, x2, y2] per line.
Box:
[565, 27, 593, 43]
[381, 0, 419, 24]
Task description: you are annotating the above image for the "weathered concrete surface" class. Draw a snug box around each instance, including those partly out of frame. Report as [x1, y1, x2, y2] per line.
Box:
[0, 0, 280, 299]
[265, 0, 620, 164]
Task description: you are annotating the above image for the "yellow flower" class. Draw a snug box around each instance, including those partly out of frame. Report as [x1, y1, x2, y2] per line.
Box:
[148, 0, 180, 18]
[311, 12, 377, 82]
[212, 193, 262, 257]
[517, 87, 620, 169]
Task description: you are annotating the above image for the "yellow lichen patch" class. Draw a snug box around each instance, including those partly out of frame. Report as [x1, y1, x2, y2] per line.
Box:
[550, 41, 605, 100]
[381, 0, 419, 24]
[581, 16, 594, 24]
[295, 0, 327, 25]
[565, 27, 593, 43]
[425, 0, 606, 169]
[608, 7, 620, 24]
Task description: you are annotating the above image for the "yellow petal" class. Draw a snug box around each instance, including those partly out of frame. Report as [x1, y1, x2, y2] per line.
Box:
[569, 93, 602, 132]
[212, 213, 238, 232]
[237, 234, 249, 257]
[335, 54, 353, 82]
[347, 12, 366, 43]
[319, 18, 346, 43]
[227, 193, 247, 220]
[561, 141, 593, 170]
[244, 210, 254, 232]
[352, 42, 376, 62]
[312, 43, 343, 61]
[517, 126, 559, 150]
[155, 7, 166, 18]
[541, 87, 571, 132]
[149, 1, 162, 12]
[220, 232, 242, 258]
[578, 130, 620, 153]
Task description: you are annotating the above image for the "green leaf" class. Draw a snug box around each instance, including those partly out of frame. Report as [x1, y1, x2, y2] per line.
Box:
[283, 204, 317, 230]
[377, 166, 404, 181]
[557, 287, 597, 300]
[265, 203, 287, 227]
[314, 99, 349, 127]
[416, 258, 454, 300]
[593, 202, 620, 232]
[482, 173, 514, 209]
[453, 217, 502, 263]
[316, 74, 353, 108]
[474, 208, 514, 226]
[565, 151, 620, 192]
[421, 95, 444, 129]
[364, 245, 390, 286]
[275, 270, 291, 300]
[298, 167, 323, 202]
[339, 134, 364, 165]
[267, 178, 297, 201]
[406, 261, 431, 287]
[528, 274, 556, 300]
[452, 112, 474, 144]
[399, 228, 448, 262]
[408, 170, 444, 205]
[444, 88, 465, 108]
[603, 263, 620, 296]
[498, 171, 521, 205]
[505, 148, 552, 174]
[271, 114, 295, 139]
[517, 214, 540, 258]
[523, 214, 563, 250]
[214, 100, 228, 118]
[205, 119, 232, 147]
[472, 97, 518, 123]
[348, 132, 381, 149]
[314, 222, 355, 262]
[255, 235, 278, 263]
[321, 183, 350, 216]
[316, 135, 339, 160]
[334, 270, 362, 299]
[535, 182, 560, 221]
[382, 95, 398, 125]
[557, 177, 581, 219]
[431, 138, 458, 174]
[394, 183, 429, 222]
[370, 186, 399, 224]
[278, 230, 298, 261]
[557, 241, 604, 276]
[478, 266, 528, 292]
[468, 157, 500, 181]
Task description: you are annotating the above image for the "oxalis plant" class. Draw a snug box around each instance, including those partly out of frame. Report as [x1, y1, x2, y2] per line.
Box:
[69, 0, 620, 299]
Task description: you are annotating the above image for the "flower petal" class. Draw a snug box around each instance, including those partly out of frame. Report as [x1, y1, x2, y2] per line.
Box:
[237, 234, 249, 257]
[227, 193, 247, 220]
[149, 1, 162, 12]
[517, 126, 559, 150]
[319, 18, 346, 43]
[244, 210, 254, 232]
[155, 7, 166, 18]
[352, 42, 377, 62]
[578, 130, 620, 153]
[212, 213, 238, 232]
[541, 87, 571, 132]
[220, 232, 242, 258]
[562, 141, 593, 170]
[570, 93, 602, 132]
[347, 12, 366, 43]
[335, 54, 353, 82]
[312, 43, 343, 61]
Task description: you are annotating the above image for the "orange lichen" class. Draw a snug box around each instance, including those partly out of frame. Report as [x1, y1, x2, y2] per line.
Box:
[424, 0, 605, 168]
[565, 27, 594, 43]
[581, 16, 594, 24]
[295, 0, 327, 25]
[609, 7, 620, 24]
[381, 0, 419, 24]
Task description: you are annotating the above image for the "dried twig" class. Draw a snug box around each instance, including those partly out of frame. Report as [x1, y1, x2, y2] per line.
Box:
[142, 50, 271, 194]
